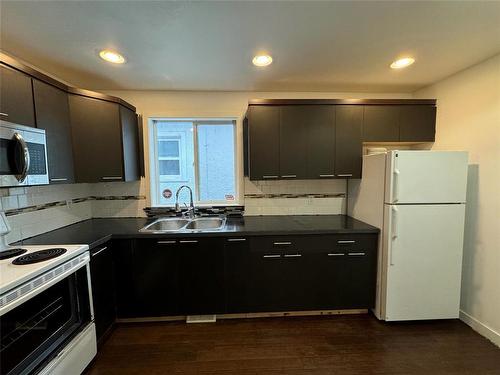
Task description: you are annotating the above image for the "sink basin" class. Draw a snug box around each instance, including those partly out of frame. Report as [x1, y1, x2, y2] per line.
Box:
[185, 217, 226, 231]
[140, 218, 190, 232]
[139, 216, 226, 233]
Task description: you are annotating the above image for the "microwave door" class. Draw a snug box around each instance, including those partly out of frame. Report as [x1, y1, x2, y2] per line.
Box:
[0, 134, 28, 187]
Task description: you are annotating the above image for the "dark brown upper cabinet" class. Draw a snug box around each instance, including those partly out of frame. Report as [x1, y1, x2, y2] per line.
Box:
[119, 105, 141, 181]
[280, 106, 309, 179]
[0, 64, 36, 127]
[305, 106, 336, 179]
[335, 106, 363, 178]
[363, 106, 400, 142]
[247, 106, 280, 180]
[32, 79, 75, 184]
[363, 105, 436, 142]
[399, 105, 436, 142]
[69, 95, 140, 183]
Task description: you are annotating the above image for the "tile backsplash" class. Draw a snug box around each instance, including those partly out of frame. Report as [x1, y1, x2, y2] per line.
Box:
[1, 177, 347, 244]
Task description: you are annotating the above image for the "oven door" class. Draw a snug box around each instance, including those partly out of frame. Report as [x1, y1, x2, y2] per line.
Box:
[0, 266, 92, 375]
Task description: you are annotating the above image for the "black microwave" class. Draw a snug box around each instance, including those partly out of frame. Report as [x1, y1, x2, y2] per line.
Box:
[0, 120, 49, 187]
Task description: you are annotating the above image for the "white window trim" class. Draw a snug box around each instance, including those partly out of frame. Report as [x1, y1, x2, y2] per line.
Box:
[148, 117, 239, 207]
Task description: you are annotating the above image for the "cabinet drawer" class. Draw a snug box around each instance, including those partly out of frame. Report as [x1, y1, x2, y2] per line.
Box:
[249, 236, 299, 253]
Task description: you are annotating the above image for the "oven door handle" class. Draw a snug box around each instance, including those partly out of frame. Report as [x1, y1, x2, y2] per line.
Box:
[13, 132, 30, 182]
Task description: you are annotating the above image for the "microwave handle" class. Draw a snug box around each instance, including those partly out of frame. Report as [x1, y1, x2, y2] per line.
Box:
[13, 132, 30, 182]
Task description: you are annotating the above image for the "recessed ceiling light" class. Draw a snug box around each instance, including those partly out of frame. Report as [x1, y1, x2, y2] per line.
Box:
[99, 50, 126, 64]
[252, 55, 273, 67]
[390, 57, 415, 69]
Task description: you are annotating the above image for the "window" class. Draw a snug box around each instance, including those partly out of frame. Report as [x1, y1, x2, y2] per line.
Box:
[149, 119, 237, 206]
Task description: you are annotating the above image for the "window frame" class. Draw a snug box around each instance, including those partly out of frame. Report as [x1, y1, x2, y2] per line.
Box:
[149, 118, 238, 207]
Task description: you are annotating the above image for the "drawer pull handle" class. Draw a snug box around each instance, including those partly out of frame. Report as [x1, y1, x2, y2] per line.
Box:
[328, 253, 345, 257]
[227, 238, 246, 242]
[281, 175, 297, 178]
[319, 174, 335, 178]
[157, 240, 176, 244]
[92, 246, 108, 257]
[262, 175, 278, 179]
[263, 254, 281, 259]
[337, 174, 353, 177]
[180, 240, 198, 244]
[348, 252, 366, 256]
[284, 254, 301, 258]
[273, 242, 292, 246]
[338, 240, 356, 244]
[50, 178, 68, 182]
[102, 176, 123, 180]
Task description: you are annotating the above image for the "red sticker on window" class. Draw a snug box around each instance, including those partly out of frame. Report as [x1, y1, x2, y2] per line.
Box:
[162, 189, 173, 199]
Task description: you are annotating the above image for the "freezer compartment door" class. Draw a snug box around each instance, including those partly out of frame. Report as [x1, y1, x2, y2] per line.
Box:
[385, 151, 468, 204]
[383, 204, 465, 321]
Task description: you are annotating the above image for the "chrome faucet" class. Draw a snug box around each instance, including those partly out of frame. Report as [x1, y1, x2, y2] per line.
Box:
[175, 185, 196, 219]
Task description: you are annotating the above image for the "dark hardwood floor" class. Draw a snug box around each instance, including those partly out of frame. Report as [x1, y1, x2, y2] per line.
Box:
[86, 314, 500, 375]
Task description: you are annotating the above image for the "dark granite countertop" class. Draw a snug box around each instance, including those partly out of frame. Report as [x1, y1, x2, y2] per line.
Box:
[19, 215, 379, 249]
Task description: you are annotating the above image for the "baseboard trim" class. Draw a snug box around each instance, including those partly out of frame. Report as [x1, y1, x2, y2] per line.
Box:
[460, 310, 500, 347]
[116, 309, 368, 324]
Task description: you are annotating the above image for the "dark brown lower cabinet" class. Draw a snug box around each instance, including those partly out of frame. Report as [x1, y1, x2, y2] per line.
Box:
[89, 243, 116, 344]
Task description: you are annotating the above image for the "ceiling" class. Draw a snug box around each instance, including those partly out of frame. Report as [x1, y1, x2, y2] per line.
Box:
[1, 1, 499, 93]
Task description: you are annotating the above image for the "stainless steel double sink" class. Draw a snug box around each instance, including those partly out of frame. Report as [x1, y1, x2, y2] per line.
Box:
[139, 216, 226, 233]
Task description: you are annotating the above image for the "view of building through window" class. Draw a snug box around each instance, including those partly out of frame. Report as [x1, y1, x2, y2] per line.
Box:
[150, 119, 236, 206]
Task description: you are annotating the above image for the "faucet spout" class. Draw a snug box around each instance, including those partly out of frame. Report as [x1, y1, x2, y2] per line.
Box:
[175, 185, 195, 218]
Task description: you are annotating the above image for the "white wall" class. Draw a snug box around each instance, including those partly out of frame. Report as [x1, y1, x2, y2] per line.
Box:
[104, 90, 411, 213]
[413, 54, 500, 346]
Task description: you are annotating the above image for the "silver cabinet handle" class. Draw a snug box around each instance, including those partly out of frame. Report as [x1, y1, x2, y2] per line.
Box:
[157, 240, 176, 244]
[328, 253, 345, 257]
[273, 241, 292, 246]
[50, 178, 68, 182]
[0, 112, 8, 117]
[262, 175, 278, 179]
[338, 240, 355, 244]
[92, 246, 108, 257]
[319, 174, 335, 178]
[227, 238, 246, 242]
[13, 132, 30, 183]
[102, 176, 123, 180]
[263, 254, 281, 259]
[284, 254, 301, 258]
[348, 252, 366, 256]
[337, 174, 353, 177]
[281, 175, 296, 178]
[180, 240, 198, 244]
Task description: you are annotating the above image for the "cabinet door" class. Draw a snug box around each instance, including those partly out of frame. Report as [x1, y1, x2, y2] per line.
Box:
[224, 237, 249, 313]
[279, 106, 308, 179]
[0, 64, 36, 127]
[133, 239, 180, 317]
[335, 106, 363, 178]
[363, 106, 399, 142]
[179, 238, 225, 314]
[32, 80, 75, 184]
[248, 106, 280, 180]
[69, 95, 123, 182]
[113, 240, 136, 318]
[248, 251, 285, 312]
[306, 106, 336, 179]
[119, 106, 141, 181]
[90, 243, 116, 343]
[399, 105, 436, 142]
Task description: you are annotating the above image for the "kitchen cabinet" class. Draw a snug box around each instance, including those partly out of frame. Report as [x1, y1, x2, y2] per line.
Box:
[32, 79, 75, 184]
[247, 106, 280, 180]
[89, 243, 116, 343]
[69, 95, 140, 183]
[0, 64, 36, 127]
[363, 106, 400, 142]
[335, 106, 363, 178]
[113, 240, 136, 318]
[179, 238, 225, 314]
[399, 105, 436, 142]
[305, 106, 336, 179]
[224, 237, 250, 313]
[279, 106, 308, 179]
[133, 239, 180, 317]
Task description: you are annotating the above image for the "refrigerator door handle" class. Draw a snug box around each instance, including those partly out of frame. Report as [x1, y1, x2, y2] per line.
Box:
[393, 168, 400, 203]
[390, 206, 398, 265]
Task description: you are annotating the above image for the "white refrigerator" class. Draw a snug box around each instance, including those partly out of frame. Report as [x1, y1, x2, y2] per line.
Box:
[348, 151, 468, 321]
